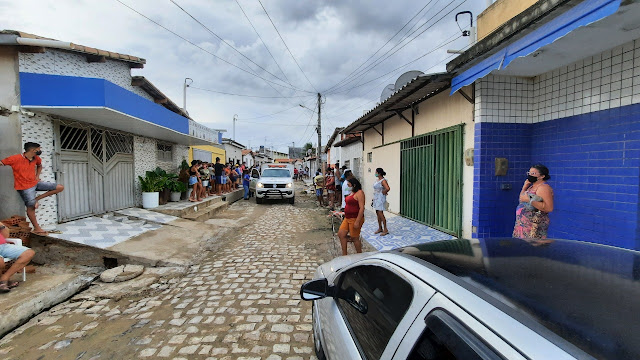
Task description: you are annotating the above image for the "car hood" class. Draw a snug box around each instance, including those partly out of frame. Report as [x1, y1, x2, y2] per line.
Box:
[318, 252, 375, 283]
[259, 177, 292, 183]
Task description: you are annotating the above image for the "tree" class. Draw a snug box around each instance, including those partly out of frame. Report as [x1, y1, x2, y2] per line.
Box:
[303, 142, 315, 155]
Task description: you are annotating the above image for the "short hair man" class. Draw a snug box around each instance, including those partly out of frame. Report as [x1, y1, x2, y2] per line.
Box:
[0, 221, 35, 292]
[314, 170, 325, 207]
[0, 142, 64, 235]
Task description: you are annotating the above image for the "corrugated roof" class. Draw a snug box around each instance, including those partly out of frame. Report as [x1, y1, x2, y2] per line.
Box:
[0, 30, 146, 67]
[333, 135, 361, 148]
[342, 72, 452, 134]
[325, 127, 345, 151]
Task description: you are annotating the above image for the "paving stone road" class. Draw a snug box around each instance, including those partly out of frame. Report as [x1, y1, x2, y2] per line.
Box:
[0, 194, 339, 359]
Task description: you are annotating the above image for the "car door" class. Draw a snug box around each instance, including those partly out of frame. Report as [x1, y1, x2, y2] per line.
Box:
[392, 293, 527, 360]
[316, 260, 436, 360]
[250, 168, 260, 192]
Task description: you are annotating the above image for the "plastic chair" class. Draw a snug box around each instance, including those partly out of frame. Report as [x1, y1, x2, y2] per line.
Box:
[2, 238, 27, 282]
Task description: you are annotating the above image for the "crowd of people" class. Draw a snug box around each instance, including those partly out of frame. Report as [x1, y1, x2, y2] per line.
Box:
[186, 157, 254, 202]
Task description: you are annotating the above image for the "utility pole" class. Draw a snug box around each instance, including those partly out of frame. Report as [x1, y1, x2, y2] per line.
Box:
[316, 93, 322, 174]
[233, 114, 238, 141]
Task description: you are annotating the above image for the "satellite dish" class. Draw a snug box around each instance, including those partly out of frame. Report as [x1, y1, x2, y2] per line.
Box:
[380, 84, 395, 103]
[394, 70, 424, 91]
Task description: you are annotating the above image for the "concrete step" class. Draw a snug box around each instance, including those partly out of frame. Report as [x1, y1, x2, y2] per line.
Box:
[182, 201, 229, 222]
[153, 196, 223, 218]
[222, 188, 245, 204]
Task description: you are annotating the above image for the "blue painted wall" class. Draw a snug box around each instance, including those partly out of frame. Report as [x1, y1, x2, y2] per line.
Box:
[474, 103, 640, 250]
[19, 72, 189, 134]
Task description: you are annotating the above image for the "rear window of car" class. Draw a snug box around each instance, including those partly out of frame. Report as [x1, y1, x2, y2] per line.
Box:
[336, 265, 414, 360]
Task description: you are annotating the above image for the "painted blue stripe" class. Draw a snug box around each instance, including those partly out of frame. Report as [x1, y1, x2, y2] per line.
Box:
[450, 0, 621, 94]
[19, 72, 189, 134]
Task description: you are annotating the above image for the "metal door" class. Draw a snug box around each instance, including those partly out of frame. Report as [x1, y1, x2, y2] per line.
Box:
[56, 123, 134, 222]
[400, 124, 463, 236]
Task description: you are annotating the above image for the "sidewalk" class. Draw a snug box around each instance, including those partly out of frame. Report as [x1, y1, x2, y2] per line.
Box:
[360, 209, 455, 251]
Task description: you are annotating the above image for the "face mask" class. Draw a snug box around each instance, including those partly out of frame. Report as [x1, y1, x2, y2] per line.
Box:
[344, 186, 353, 193]
[375, 173, 379, 178]
[35, 150, 42, 156]
[527, 175, 539, 183]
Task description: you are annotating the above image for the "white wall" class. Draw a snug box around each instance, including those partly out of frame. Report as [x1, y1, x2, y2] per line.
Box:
[476, 39, 640, 124]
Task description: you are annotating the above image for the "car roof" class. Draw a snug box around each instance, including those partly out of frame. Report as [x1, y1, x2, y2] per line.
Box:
[395, 238, 640, 360]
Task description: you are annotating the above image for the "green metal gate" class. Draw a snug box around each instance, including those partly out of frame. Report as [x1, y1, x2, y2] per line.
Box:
[400, 124, 463, 236]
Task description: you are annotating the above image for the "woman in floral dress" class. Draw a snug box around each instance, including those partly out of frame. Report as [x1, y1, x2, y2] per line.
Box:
[513, 164, 554, 239]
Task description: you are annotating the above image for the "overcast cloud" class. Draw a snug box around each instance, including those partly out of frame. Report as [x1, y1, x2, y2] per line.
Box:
[1, 0, 486, 153]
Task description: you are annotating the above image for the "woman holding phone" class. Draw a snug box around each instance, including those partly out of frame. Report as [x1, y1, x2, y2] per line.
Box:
[513, 164, 554, 239]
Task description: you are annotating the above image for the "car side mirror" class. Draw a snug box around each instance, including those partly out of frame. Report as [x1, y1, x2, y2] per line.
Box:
[300, 278, 333, 301]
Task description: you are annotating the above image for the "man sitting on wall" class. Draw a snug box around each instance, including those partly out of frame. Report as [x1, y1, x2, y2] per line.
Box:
[0, 221, 35, 292]
[0, 142, 64, 236]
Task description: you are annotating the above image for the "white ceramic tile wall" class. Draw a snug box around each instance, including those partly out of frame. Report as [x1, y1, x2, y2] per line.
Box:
[133, 136, 158, 206]
[19, 50, 153, 101]
[18, 113, 57, 226]
[475, 38, 640, 123]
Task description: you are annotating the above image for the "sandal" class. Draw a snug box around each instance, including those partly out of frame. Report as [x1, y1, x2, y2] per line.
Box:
[0, 282, 12, 293]
[5, 280, 19, 288]
[32, 230, 49, 236]
[374, 229, 383, 234]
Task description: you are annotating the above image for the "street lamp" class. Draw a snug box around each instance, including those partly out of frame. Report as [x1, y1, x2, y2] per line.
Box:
[233, 114, 238, 141]
[183, 78, 193, 112]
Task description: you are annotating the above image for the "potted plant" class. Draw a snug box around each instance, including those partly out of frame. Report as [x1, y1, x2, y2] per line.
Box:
[169, 180, 188, 202]
[146, 167, 177, 205]
[139, 172, 163, 209]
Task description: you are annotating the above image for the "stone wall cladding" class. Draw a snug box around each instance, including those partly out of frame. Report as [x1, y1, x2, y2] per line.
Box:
[19, 112, 58, 226]
[475, 39, 640, 124]
[133, 136, 158, 206]
[18, 50, 153, 101]
[173, 145, 189, 170]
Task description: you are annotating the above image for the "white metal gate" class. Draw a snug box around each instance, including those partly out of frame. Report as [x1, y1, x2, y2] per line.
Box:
[192, 148, 212, 163]
[55, 123, 135, 222]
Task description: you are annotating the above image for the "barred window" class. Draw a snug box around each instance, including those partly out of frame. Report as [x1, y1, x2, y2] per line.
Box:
[367, 152, 372, 163]
[157, 143, 173, 162]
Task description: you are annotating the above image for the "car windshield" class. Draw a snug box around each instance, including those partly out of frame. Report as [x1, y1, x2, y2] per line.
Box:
[261, 169, 290, 178]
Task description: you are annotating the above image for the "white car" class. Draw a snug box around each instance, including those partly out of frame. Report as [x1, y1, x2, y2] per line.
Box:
[301, 237, 639, 360]
[250, 164, 295, 204]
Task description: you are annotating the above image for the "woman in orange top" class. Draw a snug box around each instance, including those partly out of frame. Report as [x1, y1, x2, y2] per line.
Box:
[337, 177, 365, 256]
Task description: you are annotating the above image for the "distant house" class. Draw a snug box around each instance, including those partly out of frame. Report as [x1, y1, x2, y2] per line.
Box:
[222, 138, 245, 165]
[242, 149, 255, 168]
[0, 30, 220, 225]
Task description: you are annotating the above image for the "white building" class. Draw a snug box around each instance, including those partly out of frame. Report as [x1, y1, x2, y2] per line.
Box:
[0, 30, 217, 225]
[221, 138, 245, 165]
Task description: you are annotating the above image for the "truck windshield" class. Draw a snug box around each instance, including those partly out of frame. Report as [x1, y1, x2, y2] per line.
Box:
[262, 169, 290, 178]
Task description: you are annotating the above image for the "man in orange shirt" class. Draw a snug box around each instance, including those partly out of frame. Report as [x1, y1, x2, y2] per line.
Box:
[1, 142, 64, 235]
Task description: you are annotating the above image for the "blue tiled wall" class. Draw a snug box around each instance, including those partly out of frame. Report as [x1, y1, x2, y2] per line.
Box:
[474, 103, 640, 250]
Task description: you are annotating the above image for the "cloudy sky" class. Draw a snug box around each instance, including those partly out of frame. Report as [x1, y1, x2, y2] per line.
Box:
[1, 0, 486, 153]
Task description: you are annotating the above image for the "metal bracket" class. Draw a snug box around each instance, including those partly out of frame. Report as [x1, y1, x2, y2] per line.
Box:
[411, 104, 419, 115]
[457, 89, 474, 104]
[396, 111, 412, 126]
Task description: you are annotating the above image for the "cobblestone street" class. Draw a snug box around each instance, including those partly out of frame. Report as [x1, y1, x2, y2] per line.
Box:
[0, 195, 336, 359]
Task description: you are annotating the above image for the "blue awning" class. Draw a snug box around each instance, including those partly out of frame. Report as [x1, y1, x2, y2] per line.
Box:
[450, 0, 621, 94]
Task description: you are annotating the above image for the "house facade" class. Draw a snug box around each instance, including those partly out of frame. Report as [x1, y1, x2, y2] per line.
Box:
[0, 30, 218, 226]
[222, 138, 245, 165]
[447, 0, 640, 250]
[343, 74, 474, 238]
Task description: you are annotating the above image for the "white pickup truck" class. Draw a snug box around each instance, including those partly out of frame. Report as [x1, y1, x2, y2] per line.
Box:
[250, 164, 295, 204]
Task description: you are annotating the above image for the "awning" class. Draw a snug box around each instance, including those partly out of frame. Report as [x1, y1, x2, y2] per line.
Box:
[450, 0, 622, 94]
[343, 72, 451, 134]
[20, 72, 211, 145]
[333, 136, 362, 148]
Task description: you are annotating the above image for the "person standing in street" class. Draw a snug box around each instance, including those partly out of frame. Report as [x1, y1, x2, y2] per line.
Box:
[341, 169, 353, 209]
[338, 177, 365, 255]
[373, 168, 391, 236]
[513, 164, 554, 239]
[334, 163, 342, 206]
[242, 170, 251, 200]
[0, 142, 64, 236]
[325, 168, 335, 209]
[214, 157, 224, 196]
[313, 170, 325, 207]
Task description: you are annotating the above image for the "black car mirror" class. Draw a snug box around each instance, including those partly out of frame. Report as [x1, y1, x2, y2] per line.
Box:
[300, 278, 331, 301]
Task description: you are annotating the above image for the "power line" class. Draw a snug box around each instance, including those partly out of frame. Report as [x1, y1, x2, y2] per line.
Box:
[322, 0, 437, 94]
[258, 0, 318, 93]
[114, 0, 311, 94]
[330, 33, 462, 95]
[190, 86, 315, 99]
[326, 0, 466, 95]
[170, 0, 303, 94]
[235, 0, 294, 89]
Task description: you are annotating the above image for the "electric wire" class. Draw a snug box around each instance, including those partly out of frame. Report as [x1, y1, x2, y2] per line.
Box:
[169, 0, 304, 94]
[190, 86, 316, 99]
[322, 0, 438, 93]
[235, 0, 294, 89]
[326, 0, 467, 95]
[114, 0, 311, 94]
[258, 0, 319, 93]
